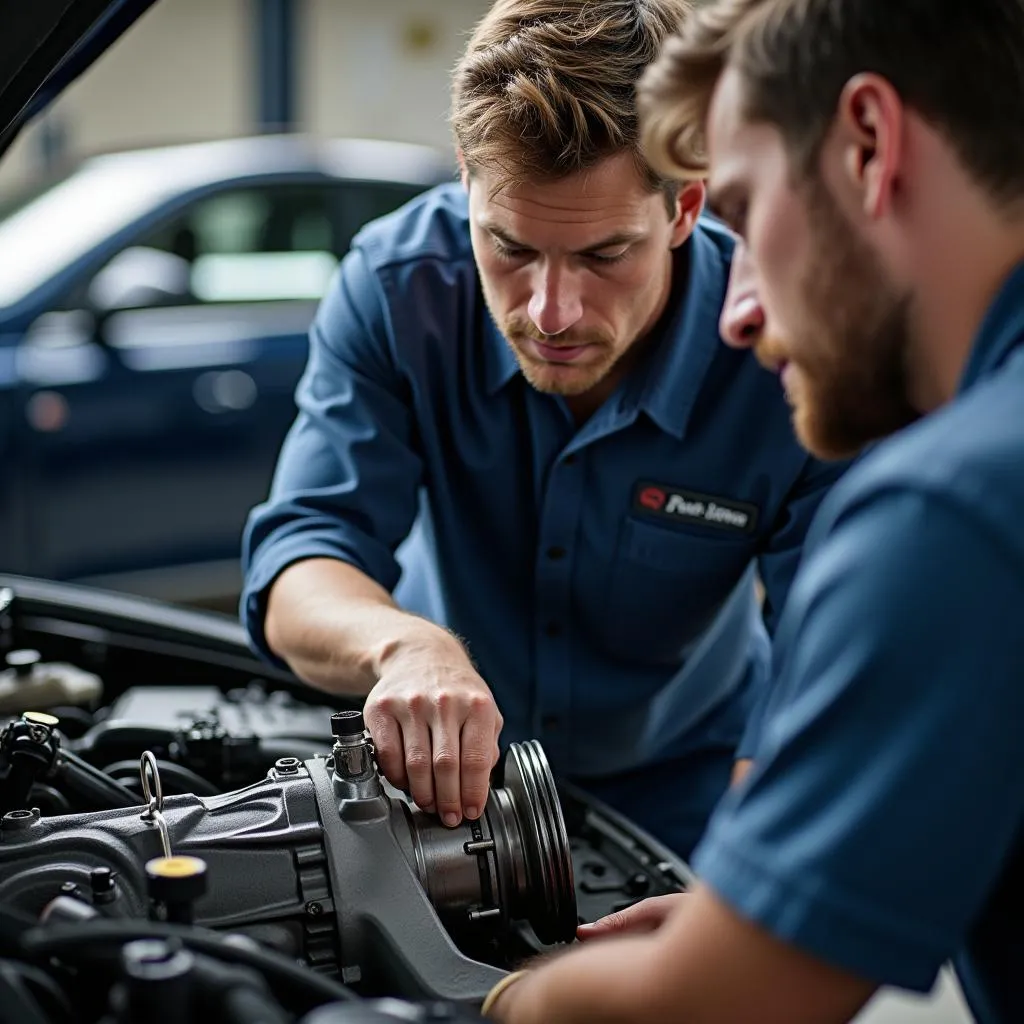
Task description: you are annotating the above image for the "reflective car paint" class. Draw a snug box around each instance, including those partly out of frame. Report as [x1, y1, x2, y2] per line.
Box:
[0, 135, 451, 600]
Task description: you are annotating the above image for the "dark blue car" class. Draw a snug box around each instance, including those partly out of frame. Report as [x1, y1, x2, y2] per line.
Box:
[0, 135, 450, 603]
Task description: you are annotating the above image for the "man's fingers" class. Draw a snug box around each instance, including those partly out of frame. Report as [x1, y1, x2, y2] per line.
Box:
[576, 909, 636, 940]
[576, 894, 684, 940]
[430, 714, 463, 827]
[401, 720, 436, 813]
[365, 712, 407, 792]
[459, 710, 499, 820]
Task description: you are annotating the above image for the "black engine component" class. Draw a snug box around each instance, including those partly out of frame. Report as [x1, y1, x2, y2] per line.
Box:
[0, 708, 575, 1002]
[0, 579, 694, 1024]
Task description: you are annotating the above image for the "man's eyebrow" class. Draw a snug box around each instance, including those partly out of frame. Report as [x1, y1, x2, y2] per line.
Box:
[574, 230, 647, 254]
[481, 223, 647, 254]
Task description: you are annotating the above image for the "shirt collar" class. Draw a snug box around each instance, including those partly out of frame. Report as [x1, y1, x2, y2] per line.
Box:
[483, 308, 521, 396]
[636, 220, 731, 440]
[958, 260, 1024, 395]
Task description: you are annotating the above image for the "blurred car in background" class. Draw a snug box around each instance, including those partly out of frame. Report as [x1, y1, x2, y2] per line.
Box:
[0, 135, 451, 604]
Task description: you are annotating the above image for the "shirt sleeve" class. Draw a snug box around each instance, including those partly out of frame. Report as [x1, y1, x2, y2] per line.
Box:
[694, 485, 1024, 991]
[734, 454, 850, 758]
[240, 246, 423, 664]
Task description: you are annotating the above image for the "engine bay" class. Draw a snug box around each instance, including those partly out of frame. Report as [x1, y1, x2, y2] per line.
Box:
[0, 579, 691, 1023]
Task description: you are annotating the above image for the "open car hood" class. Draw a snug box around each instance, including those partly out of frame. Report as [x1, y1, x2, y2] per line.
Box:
[0, 0, 158, 158]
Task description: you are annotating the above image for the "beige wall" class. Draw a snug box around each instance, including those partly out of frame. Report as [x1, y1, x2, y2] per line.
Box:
[306, 0, 488, 149]
[0, 0, 484, 200]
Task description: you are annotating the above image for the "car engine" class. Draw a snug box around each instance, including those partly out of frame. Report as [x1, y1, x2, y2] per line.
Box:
[0, 580, 692, 1023]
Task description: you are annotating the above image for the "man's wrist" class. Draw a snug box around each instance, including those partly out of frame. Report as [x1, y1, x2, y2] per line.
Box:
[481, 969, 530, 1019]
[370, 619, 471, 678]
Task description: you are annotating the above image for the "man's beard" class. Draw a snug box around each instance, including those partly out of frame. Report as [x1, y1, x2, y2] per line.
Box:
[499, 315, 619, 397]
[762, 182, 921, 460]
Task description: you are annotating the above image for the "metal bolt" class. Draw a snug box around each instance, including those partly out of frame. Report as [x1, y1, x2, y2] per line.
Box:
[1, 808, 40, 830]
[305, 900, 323, 917]
[274, 757, 301, 774]
[467, 906, 502, 924]
[464, 839, 496, 855]
[91, 866, 117, 904]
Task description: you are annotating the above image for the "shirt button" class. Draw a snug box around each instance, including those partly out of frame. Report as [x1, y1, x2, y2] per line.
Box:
[542, 715, 560, 731]
[543, 621, 562, 638]
[546, 545, 566, 560]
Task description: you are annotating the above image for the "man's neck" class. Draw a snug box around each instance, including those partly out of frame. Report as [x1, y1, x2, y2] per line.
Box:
[907, 213, 1024, 411]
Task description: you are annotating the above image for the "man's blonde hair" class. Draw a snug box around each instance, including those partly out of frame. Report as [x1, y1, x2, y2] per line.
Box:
[637, 0, 756, 182]
[451, 0, 693, 203]
[639, 0, 1024, 204]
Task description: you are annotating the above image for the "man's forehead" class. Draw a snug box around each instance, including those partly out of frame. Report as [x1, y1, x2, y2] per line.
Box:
[471, 157, 656, 232]
[706, 67, 778, 209]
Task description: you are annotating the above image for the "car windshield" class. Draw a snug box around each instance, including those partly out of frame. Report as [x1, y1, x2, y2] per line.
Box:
[0, 160, 185, 310]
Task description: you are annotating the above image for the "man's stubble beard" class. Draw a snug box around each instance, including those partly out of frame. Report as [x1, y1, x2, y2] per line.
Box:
[771, 181, 921, 461]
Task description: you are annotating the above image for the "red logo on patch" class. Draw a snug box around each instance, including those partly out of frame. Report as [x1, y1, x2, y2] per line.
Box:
[638, 486, 667, 511]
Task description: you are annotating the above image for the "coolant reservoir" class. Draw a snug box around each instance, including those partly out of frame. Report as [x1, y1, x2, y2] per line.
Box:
[0, 649, 102, 715]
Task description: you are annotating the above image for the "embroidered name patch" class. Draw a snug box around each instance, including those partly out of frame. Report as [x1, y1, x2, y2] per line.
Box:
[633, 481, 759, 535]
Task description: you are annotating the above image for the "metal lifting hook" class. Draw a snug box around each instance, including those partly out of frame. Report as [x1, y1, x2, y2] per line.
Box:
[139, 750, 172, 859]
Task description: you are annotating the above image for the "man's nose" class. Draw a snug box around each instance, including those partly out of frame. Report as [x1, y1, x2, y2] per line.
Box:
[720, 240, 765, 349]
[719, 291, 765, 349]
[527, 262, 583, 337]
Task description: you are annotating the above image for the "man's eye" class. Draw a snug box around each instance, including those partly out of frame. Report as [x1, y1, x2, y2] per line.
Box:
[492, 239, 531, 261]
[585, 249, 630, 266]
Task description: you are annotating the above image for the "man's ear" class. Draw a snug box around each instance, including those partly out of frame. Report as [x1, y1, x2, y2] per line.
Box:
[834, 73, 903, 220]
[456, 148, 470, 191]
[670, 180, 706, 248]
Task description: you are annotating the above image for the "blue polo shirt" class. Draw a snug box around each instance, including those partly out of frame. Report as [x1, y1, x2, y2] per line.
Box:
[241, 183, 843, 779]
[693, 264, 1024, 1021]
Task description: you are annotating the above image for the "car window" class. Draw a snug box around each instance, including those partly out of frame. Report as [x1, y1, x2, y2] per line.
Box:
[333, 181, 424, 254]
[104, 180, 423, 307]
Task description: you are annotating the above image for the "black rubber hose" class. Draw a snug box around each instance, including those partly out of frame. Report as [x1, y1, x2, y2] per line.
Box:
[0, 960, 73, 1024]
[19, 920, 357, 1009]
[101, 758, 221, 797]
[0, 961, 48, 1024]
[55, 748, 140, 809]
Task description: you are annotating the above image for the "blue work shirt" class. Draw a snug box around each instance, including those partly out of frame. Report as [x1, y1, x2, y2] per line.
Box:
[241, 183, 843, 779]
[693, 263, 1024, 1022]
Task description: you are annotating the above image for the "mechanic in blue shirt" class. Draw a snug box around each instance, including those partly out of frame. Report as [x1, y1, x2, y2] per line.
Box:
[241, 0, 843, 859]
[483, 1, 1024, 1022]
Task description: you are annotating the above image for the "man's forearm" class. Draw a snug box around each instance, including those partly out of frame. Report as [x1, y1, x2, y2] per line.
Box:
[489, 885, 874, 1024]
[264, 557, 467, 696]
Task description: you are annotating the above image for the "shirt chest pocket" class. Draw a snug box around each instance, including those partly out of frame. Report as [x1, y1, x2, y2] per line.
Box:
[599, 517, 757, 664]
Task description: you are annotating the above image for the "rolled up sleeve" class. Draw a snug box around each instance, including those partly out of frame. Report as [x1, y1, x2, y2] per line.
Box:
[241, 247, 422, 663]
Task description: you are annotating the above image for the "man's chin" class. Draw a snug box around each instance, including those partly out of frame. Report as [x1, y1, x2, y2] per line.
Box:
[793, 402, 877, 462]
[518, 359, 607, 397]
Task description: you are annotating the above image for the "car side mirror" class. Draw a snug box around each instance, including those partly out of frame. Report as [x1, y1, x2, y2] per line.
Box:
[87, 246, 192, 315]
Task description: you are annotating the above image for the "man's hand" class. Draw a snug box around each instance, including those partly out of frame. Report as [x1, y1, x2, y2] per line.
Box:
[364, 634, 503, 826]
[576, 893, 686, 941]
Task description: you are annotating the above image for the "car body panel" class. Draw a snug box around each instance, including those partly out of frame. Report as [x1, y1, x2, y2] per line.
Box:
[0, 136, 452, 599]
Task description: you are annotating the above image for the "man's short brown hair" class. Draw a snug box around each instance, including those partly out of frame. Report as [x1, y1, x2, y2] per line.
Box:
[638, 0, 1024, 205]
[451, 0, 693, 203]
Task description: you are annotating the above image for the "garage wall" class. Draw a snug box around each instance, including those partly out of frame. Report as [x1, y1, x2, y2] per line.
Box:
[305, 0, 488, 149]
[0, 0, 485, 200]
